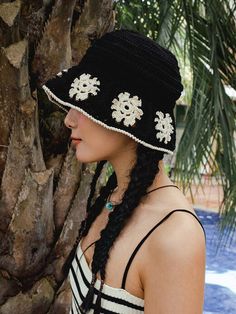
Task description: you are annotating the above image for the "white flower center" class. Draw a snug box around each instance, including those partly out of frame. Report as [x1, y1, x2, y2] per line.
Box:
[111, 92, 144, 127]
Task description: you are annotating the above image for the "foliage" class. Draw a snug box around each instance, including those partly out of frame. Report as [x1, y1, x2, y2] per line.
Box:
[115, 0, 236, 243]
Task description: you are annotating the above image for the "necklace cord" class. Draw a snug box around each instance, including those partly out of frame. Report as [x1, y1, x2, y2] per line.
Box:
[145, 184, 179, 195]
[106, 184, 179, 209]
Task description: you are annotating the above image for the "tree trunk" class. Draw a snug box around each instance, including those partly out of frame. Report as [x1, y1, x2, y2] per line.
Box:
[0, 1, 115, 312]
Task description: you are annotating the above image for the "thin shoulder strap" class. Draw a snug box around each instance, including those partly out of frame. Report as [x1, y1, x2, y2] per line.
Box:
[79, 239, 97, 258]
[121, 209, 206, 289]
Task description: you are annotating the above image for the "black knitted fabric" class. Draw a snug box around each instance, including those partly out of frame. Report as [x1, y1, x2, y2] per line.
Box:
[42, 29, 183, 154]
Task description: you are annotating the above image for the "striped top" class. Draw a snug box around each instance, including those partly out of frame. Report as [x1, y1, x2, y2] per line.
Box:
[69, 209, 206, 314]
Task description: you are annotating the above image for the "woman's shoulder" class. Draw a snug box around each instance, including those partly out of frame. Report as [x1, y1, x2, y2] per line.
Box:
[139, 185, 205, 267]
[135, 184, 206, 266]
[140, 206, 206, 313]
[140, 199, 206, 274]
[150, 206, 205, 247]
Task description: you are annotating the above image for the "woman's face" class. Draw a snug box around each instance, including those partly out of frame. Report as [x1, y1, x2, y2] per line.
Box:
[64, 108, 137, 163]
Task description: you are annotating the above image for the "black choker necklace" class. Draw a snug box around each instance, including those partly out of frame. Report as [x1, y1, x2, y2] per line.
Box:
[104, 184, 179, 212]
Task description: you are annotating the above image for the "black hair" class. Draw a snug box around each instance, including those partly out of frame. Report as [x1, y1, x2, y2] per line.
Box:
[68, 143, 164, 313]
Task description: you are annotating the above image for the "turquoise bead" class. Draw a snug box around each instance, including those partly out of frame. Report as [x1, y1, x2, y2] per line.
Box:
[105, 202, 114, 211]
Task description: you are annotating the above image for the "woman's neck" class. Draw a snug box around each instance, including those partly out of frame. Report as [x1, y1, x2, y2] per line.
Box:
[108, 149, 172, 203]
[109, 151, 136, 201]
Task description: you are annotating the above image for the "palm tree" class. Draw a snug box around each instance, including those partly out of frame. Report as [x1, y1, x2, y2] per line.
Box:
[116, 0, 236, 244]
[0, 0, 115, 313]
[0, 0, 235, 312]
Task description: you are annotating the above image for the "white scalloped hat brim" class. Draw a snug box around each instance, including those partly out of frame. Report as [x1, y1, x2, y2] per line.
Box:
[42, 85, 174, 155]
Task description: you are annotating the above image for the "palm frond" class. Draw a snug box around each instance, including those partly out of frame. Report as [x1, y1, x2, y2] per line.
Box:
[115, 0, 236, 245]
[174, 0, 236, 244]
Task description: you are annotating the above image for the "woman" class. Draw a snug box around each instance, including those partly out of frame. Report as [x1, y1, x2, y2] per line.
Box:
[43, 29, 206, 314]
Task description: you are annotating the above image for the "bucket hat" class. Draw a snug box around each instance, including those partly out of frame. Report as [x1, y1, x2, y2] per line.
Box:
[42, 29, 183, 154]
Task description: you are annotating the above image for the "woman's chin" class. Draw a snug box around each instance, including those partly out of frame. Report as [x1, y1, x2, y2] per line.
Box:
[75, 150, 102, 164]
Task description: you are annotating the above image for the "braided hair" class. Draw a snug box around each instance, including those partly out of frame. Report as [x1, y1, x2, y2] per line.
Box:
[63, 160, 116, 275]
[70, 143, 164, 313]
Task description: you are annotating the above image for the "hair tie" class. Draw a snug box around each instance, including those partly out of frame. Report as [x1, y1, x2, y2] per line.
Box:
[80, 273, 96, 312]
[94, 279, 104, 314]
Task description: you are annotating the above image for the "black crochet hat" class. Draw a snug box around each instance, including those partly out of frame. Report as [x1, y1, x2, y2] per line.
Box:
[42, 29, 183, 154]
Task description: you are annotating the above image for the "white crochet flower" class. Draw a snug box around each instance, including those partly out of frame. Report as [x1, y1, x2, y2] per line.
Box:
[69, 73, 100, 101]
[111, 92, 143, 127]
[154, 111, 174, 144]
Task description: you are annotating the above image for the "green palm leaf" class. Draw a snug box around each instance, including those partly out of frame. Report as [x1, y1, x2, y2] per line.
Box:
[116, 0, 236, 245]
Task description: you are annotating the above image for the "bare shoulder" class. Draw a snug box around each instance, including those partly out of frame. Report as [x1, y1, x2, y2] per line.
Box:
[140, 184, 206, 254]
[143, 204, 206, 260]
[149, 208, 206, 255]
[141, 208, 206, 314]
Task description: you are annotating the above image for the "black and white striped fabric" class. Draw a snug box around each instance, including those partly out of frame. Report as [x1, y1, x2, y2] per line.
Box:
[69, 241, 144, 314]
[68, 209, 206, 313]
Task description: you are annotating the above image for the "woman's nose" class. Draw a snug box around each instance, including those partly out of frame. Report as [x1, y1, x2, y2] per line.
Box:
[64, 109, 77, 129]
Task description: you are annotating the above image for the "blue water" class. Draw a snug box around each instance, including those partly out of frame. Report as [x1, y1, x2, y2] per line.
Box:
[195, 209, 236, 314]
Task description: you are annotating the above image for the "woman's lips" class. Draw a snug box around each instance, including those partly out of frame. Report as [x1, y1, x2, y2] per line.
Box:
[71, 137, 82, 145]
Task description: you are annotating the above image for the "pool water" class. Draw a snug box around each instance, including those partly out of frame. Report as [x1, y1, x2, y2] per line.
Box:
[195, 209, 236, 314]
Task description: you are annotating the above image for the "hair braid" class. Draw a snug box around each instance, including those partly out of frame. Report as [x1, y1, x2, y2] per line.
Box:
[81, 170, 117, 238]
[81, 144, 164, 313]
[63, 161, 116, 276]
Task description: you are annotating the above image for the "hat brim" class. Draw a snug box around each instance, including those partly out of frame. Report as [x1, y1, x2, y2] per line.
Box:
[42, 84, 174, 154]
